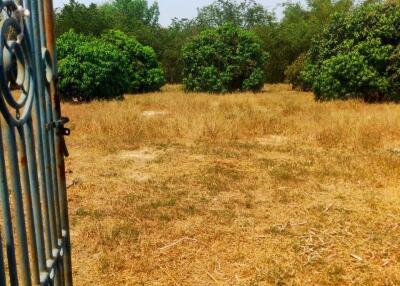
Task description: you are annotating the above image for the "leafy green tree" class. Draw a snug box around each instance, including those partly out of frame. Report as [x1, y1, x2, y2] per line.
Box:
[255, 0, 353, 83]
[101, 0, 159, 27]
[302, 2, 400, 102]
[157, 18, 201, 83]
[196, 0, 274, 28]
[99, 0, 160, 42]
[55, 0, 109, 36]
[101, 30, 165, 92]
[182, 23, 268, 93]
[55, 0, 161, 45]
[57, 30, 128, 101]
[284, 53, 310, 90]
[53, 0, 359, 87]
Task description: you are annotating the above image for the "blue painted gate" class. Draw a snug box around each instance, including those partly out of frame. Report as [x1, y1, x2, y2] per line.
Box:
[0, 0, 72, 284]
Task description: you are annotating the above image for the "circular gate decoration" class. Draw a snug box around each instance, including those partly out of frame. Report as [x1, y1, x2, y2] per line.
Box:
[0, 5, 34, 127]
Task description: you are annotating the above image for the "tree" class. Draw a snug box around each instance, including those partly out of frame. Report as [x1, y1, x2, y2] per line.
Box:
[102, 0, 159, 27]
[101, 30, 165, 92]
[284, 53, 310, 90]
[99, 0, 160, 38]
[156, 18, 201, 83]
[255, 0, 353, 83]
[182, 23, 268, 93]
[302, 1, 400, 102]
[55, 0, 161, 43]
[57, 30, 128, 101]
[196, 0, 274, 28]
[55, 0, 109, 36]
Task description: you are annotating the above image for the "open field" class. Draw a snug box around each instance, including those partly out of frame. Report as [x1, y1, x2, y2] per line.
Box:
[63, 84, 400, 285]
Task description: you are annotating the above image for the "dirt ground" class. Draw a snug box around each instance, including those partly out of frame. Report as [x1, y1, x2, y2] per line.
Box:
[63, 84, 400, 285]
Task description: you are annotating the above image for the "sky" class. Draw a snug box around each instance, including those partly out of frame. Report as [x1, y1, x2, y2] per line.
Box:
[53, 0, 306, 26]
[156, 0, 292, 26]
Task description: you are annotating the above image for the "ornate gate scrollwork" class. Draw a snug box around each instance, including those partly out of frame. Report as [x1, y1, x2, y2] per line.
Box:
[0, 2, 34, 125]
[3, 37, 32, 108]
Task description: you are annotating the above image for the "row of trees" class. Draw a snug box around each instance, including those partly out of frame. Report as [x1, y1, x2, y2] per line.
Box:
[56, 0, 400, 101]
[56, 0, 353, 85]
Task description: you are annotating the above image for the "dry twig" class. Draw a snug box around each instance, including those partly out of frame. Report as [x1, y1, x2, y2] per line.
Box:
[158, 237, 197, 251]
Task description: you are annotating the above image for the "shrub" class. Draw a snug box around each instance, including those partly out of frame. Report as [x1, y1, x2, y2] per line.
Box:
[182, 23, 268, 93]
[302, 2, 400, 102]
[57, 30, 128, 101]
[101, 30, 165, 93]
[284, 53, 310, 91]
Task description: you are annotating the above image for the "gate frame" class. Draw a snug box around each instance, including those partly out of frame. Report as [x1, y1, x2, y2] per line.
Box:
[0, 0, 73, 284]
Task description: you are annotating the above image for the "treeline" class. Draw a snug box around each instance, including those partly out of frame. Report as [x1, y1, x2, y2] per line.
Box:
[55, 0, 352, 84]
[56, 0, 400, 101]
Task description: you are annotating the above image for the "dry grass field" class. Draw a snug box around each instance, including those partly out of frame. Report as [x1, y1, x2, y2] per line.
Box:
[63, 84, 400, 285]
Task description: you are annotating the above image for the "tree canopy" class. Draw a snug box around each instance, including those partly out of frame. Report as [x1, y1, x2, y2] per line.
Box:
[196, 0, 274, 28]
[302, 1, 400, 102]
[182, 24, 268, 93]
[54, 0, 400, 101]
[57, 29, 165, 101]
[55, 0, 359, 85]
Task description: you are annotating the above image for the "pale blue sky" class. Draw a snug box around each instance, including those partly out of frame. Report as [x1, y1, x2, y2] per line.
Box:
[53, 0, 306, 26]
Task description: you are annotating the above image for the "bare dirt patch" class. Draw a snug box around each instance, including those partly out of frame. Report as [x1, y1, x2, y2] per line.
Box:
[256, 134, 288, 146]
[116, 148, 162, 163]
[141, 110, 169, 117]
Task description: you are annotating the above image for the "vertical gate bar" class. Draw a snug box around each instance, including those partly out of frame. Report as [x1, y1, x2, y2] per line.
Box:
[30, 0, 64, 284]
[38, 0, 68, 285]
[37, 0, 63, 244]
[37, 0, 62, 240]
[0, 232, 7, 286]
[12, 9, 44, 284]
[44, 87, 62, 240]
[32, 97, 56, 271]
[43, 0, 55, 60]
[18, 124, 47, 282]
[27, 0, 59, 256]
[43, 0, 73, 282]
[44, 87, 63, 286]
[36, 0, 46, 48]
[22, 0, 56, 262]
[54, 87, 73, 285]
[24, 119, 50, 275]
[52, 85, 72, 285]
[5, 125, 31, 285]
[32, 86, 59, 279]
[0, 123, 18, 285]
[16, 126, 40, 285]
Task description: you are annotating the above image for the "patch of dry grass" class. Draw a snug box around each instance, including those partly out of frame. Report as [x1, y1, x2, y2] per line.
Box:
[63, 84, 400, 285]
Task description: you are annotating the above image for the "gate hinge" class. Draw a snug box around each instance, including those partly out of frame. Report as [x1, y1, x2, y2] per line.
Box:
[46, 117, 70, 157]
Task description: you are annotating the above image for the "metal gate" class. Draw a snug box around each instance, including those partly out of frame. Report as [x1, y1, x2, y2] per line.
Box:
[0, 0, 72, 284]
